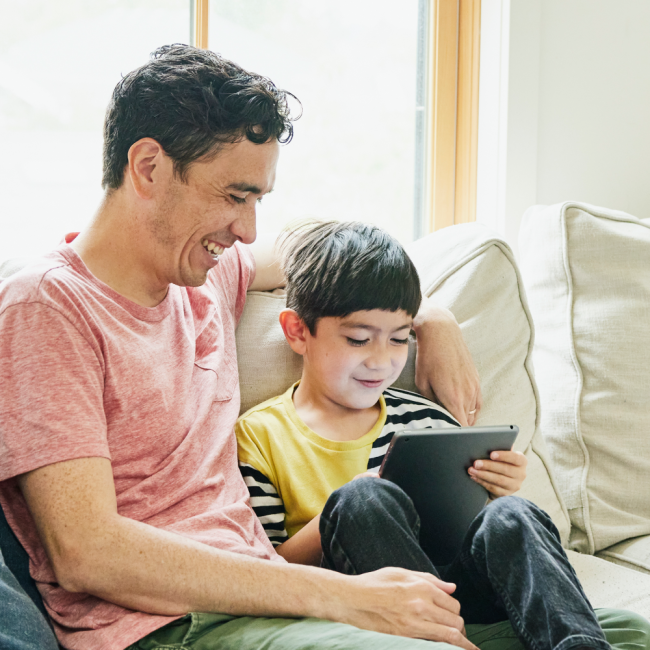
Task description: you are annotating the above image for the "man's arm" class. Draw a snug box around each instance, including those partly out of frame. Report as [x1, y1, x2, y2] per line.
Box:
[412, 298, 482, 426]
[19, 456, 477, 649]
[248, 232, 285, 291]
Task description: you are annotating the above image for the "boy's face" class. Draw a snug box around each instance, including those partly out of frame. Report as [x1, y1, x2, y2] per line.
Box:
[303, 309, 412, 410]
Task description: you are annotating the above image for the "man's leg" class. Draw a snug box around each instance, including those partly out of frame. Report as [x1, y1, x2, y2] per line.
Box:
[464, 609, 650, 650]
[127, 611, 454, 650]
[0, 549, 59, 650]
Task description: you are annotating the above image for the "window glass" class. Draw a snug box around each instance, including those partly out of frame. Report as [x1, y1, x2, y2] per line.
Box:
[0, 1, 190, 261]
[209, 1, 420, 244]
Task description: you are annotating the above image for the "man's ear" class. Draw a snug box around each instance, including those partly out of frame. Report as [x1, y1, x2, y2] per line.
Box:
[279, 309, 309, 356]
[127, 138, 172, 200]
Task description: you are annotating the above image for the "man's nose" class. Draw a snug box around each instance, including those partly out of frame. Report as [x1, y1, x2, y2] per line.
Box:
[231, 204, 257, 245]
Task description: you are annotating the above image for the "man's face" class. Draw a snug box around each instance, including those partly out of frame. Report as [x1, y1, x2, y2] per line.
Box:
[302, 309, 412, 410]
[151, 137, 279, 287]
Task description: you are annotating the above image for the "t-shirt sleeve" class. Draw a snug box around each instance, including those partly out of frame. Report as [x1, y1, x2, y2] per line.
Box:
[0, 302, 109, 481]
[235, 418, 288, 547]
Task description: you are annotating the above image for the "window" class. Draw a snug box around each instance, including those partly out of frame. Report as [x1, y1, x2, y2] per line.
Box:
[209, 0, 421, 244]
[0, 1, 190, 261]
[1, 1, 479, 262]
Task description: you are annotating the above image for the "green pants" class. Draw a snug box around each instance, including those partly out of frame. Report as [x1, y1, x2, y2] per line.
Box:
[128, 608, 650, 650]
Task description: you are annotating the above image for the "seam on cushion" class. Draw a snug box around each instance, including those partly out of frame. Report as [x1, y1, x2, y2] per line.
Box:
[559, 203, 595, 555]
[598, 549, 650, 573]
[423, 234, 571, 533]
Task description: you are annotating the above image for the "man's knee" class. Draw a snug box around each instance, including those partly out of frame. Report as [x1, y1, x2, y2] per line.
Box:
[597, 608, 650, 649]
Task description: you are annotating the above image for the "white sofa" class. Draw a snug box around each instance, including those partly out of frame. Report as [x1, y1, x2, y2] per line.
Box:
[1, 201, 649, 620]
[234, 202, 650, 618]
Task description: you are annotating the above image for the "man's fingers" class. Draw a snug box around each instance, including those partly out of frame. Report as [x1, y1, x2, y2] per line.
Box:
[423, 624, 480, 650]
[415, 571, 458, 596]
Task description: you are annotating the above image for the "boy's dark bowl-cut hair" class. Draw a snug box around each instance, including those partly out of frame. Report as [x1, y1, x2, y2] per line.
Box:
[280, 221, 422, 334]
[102, 44, 299, 190]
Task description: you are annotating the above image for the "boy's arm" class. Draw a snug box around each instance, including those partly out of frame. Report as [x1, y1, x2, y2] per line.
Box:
[239, 463, 289, 547]
[275, 515, 323, 566]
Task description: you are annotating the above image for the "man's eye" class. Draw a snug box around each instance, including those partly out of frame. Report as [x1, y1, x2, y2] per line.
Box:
[231, 195, 247, 204]
[391, 338, 409, 345]
[346, 338, 369, 347]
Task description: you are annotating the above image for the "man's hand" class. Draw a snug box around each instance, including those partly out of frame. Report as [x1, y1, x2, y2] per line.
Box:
[337, 567, 478, 649]
[412, 298, 482, 426]
[468, 450, 528, 497]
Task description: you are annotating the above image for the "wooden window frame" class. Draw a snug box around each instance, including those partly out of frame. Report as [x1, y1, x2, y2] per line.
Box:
[190, 0, 209, 49]
[191, 0, 480, 235]
[426, 0, 481, 231]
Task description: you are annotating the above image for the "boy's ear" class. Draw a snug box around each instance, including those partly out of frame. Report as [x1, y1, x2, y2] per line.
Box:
[279, 309, 308, 356]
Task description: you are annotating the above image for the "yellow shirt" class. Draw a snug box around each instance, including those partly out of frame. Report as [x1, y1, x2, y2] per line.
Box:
[236, 382, 387, 539]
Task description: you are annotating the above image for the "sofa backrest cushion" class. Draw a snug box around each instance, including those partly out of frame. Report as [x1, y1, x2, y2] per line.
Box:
[519, 202, 650, 554]
[236, 224, 571, 544]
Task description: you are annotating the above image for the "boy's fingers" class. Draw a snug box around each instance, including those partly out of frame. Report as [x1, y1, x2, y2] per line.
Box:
[470, 460, 519, 478]
[489, 450, 527, 466]
[471, 476, 512, 496]
[469, 470, 516, 491]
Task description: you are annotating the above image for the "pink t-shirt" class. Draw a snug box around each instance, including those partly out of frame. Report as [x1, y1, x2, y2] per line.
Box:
[0, 243, 283, 650]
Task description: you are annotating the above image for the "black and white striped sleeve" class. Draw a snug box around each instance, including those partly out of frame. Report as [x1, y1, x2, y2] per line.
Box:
[239, 462, 288, 547]
[367, 388, 461, 471]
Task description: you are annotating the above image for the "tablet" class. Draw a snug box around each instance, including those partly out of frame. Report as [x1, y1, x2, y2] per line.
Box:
[378, 425, 519, 565]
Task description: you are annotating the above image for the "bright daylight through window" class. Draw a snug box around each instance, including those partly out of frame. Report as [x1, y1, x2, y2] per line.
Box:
[0, 1, 422, 262]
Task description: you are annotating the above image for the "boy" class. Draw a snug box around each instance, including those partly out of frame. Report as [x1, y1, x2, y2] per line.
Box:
[237, 221, 649, 650]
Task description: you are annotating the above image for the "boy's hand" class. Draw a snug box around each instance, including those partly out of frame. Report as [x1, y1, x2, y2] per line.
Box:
[468, 450, 527, 497]
[352, 472, 380, 480]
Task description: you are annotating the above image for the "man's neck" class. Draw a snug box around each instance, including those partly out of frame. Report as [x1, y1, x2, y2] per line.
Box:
[70, 192, 169, 308]
[292, 374, 382, 443]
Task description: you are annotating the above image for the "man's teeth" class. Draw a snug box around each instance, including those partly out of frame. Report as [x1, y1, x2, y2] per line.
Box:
[201, 240, 224, 256]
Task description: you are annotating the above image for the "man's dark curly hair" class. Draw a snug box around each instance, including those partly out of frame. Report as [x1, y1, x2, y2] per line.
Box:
[102, 44, 299, 190]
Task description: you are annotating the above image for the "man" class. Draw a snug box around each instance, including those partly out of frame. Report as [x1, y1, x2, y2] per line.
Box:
[0, 45, 482, 649]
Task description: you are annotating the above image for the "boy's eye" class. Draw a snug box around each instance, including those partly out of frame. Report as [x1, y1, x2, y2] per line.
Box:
[346, 337, 369, 347]
[231, 195, 247, 204]
[391, 338, 409, 346]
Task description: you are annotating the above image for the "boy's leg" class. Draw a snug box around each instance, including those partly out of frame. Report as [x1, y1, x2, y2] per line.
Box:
[127, 611, 455, 650]
[320, 476, 441, 575]
[320, 479, 645, 650]
[442, 496, 610, 650]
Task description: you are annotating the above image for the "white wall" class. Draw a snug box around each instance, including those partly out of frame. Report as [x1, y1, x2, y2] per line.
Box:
[477, 0, 650, 257]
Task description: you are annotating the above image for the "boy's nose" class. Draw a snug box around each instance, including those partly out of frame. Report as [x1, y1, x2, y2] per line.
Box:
[365, 347, 392, 370]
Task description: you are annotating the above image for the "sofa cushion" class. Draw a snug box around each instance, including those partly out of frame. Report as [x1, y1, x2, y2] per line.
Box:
[567, 549, 650, 619]
[519, 202, 650, 555]
[597, 535, 650, 576]
[236, 224, 571, 544]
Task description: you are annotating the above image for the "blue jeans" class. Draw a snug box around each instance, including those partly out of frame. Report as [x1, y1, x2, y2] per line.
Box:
[0, 548, 59, 650]
[320, 478, 613, 650]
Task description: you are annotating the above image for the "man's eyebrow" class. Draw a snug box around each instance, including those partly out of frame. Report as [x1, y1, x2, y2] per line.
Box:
[226, 182, 272, 194]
